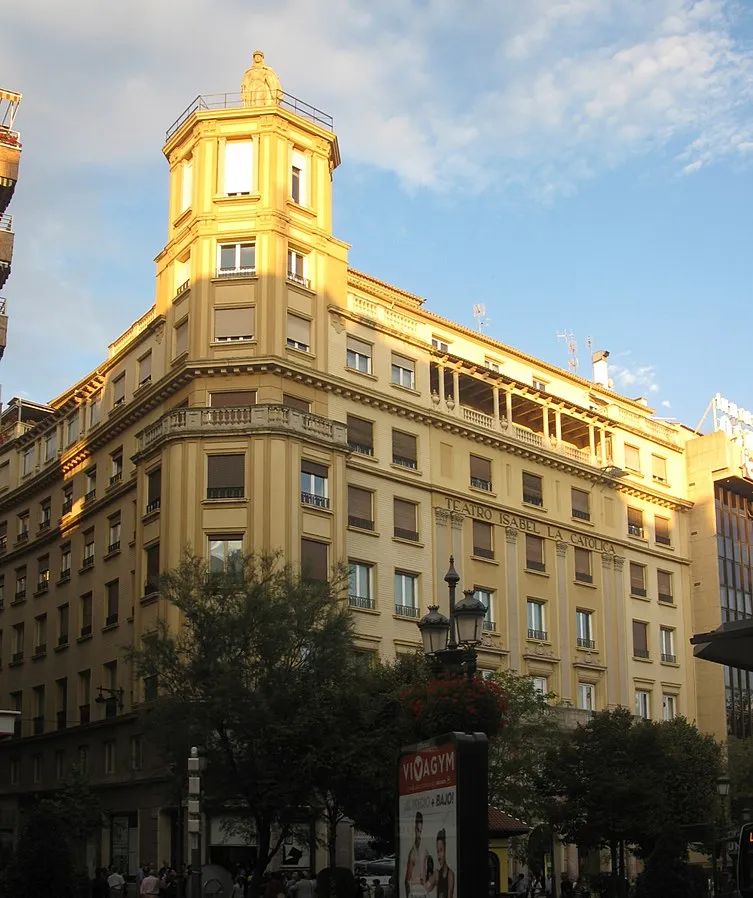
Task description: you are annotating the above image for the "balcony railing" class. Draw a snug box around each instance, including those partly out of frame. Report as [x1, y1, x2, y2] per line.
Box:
[84, 489, 96, 504]
[109, 472, 123, 486]
[471, 477, 492, 491]
[631, 586, 647, 598]
[661, 652, 677, 664]
[348, 594, 375, 610]
[0, 213, 12, 233]
[301, 492, 329, 509]
[82, 555, 95, 569]
[473, 547, 494, 559]
[166, 90, 334, 141]
[575, 572, 593, 584]
[107, 540, 121, 554]
[572, 508, 591, 521]
[79, 704, 91, 724]
[145, 497, 161, 514]
[61, 499, 73, 515]
[656, 535, 672, 546]
[577, 637, 596, 649]
[628, 524, 645, 538]
[207, 486, 244, 501]
[633, 648, 650, 659]
[394, 528, 419, 542]
[528, 628, 547, 641]
[395, 604, 420, 618]
[482, 620, 496, 632]
[348, 441, 374, 456]
[216, 267, 256, 279]
[523, 493, 543, 507]
[80, 624, 92, 638]
[106, 613, 119, 626]
[58, 568, 71, 583]
[658, 593, 674, 604]
[58, 633, 68, 647]
[348, 515, 374, 531]
[526, 560, 546, 573]
[138, 404, 349, 454]
[393, 455, 417, 470]
[287, 271, 311, 289]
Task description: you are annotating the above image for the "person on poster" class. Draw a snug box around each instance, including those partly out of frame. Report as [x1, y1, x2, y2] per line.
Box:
[425, 830, 454, 898]
[404, 812, 429, 898]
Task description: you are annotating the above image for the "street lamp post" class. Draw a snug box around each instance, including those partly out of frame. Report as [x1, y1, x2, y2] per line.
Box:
[417, 557, 487, 678]
[188, 746, 206, 898]
[717, 774, 731, 897]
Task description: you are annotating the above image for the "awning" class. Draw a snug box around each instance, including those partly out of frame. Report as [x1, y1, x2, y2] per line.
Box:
[690, 619, 753, 671]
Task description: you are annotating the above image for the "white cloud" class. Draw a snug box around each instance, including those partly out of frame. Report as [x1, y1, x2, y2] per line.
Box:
[662, 400, 672, 408]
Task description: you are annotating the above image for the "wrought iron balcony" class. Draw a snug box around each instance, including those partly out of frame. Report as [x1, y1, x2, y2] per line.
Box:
[577, 637, 596, 649]
[348, 515, 374, 531]
[348, 594, 375, 610]
[207, 486, 244, 501]
[393, 455, 417, 470]
[301, 492, 329, 509]
[528, 628, 547, 641]
[471, 477, 492, 491]
[633, 648, 650, 659]
[394, 604, 420, 618]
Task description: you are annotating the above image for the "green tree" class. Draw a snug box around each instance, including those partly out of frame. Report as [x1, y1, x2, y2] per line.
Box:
[38, 764, 101, 852]
[131, 551, 357, 894]
[727, 736, 753, 824]
[3, 808, 74, 898]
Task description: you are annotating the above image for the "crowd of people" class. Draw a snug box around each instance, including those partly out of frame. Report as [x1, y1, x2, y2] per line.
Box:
[90, 863, 184, 897]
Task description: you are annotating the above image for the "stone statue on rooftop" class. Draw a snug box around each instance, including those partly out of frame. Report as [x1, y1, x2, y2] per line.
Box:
[241, 50, 282, 107]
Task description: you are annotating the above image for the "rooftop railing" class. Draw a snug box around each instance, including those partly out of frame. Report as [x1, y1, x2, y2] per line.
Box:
[166, 91, 334, 140]
[0, 213, 12, 232]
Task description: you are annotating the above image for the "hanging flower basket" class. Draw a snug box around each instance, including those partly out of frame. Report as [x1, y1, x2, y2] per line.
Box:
[401, 674, 508, 739]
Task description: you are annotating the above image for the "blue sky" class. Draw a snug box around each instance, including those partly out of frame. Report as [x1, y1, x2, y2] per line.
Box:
[2, 0, 753, 430]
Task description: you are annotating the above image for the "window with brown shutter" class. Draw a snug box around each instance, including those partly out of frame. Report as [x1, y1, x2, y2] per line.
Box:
[301, 460, 328, 478]
[113, 374, 126, 405]
[214, 306, 255, 342]
[146, 469, 161, 514]
[282, 394, 310, 412]
[348, 487, 373, 530]
[651, 454, 668, 483]
[138, 352, 152, 385]
[0, 520, 7, 551]
[658, 570, 673, 603]
[210, 390, 257, 408]
[347, 416, 374, 456]
[632, 620, 649, 658]
[301, 539, 328, 581]
[525, 534, 545, 571]
[630, 562, 646, 596]
[522, 472, 543, 507]
[174, 320, 188, 357]
[145, 544, 160, 594]
[627, 507, 644, 538]
[574, 547, 592, 583]
[286, 313, 311, 351]
[655, 515, 671, 546]
[472, 520, 493, 559]
[470, 456, 492, 491]
[624, 444, 641, 472]
[571, 488, 590, 521]
[394, 499, 418, 541]
[207, 455, 245, 499]
[392, 431, 417, 469]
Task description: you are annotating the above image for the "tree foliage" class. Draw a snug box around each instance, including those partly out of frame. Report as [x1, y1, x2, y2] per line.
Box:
[3, 808, 75, 898]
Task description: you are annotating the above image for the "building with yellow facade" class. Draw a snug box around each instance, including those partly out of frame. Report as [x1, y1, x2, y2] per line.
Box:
[0, 53, 719, 871]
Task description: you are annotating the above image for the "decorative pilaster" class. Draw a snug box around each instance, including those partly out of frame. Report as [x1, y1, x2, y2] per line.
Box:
[601, 553, 618, 706]
[556, 541, 571, 702]
[434, 507, 452, 597]
[505, 528, 520, 671]
[612, 555, 629, 706]
[450, 512, 464, 579]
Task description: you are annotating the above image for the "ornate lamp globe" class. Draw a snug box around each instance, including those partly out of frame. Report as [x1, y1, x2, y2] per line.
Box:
[454, 589, 486, 646]
[418, 605, 450, 655]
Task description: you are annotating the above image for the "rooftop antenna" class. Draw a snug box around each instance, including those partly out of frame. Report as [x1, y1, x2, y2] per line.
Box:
[473, 303, 489, 333]
[557, 329, 579, 373]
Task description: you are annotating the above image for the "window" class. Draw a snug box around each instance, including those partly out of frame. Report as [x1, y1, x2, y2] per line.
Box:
[624, 444, 641, 472]
[571, 488, 590, 521]
[474, 587, 495, 631]
[282, 394, 310, 413]
[144, 544, 160, 594]
[210, 390, 257, 408]
[103, 661, 118, 718]
[37, 556, 50, 592]
[655, 515, 671, 546]
[300, 461, 329, 508]
[39, 500, 51, 531]
[10, 692, 22, 736]
[34, 614, 47, 655]
[22, 445, 34, 477]
[78, 745, 90, 773]
[395, 571, 419, 617]
[14, 567, 26, 602]
[522, 472, 543, 507]
[576, 609, 594, 648]
[175, 254, 190, 294]
[78, 671, 91, 724]
[62, 484, 73, 515]
[0, 520, 6, 552]
[80, 594, 93, 637]
[291, 149, 306, 204]
[206, 455, 245, 500]
[17, 512, 28, 540]
[660, 627, 676, 663]
[392, 430, 418, 469]
[531, 676, 548, 695]
[89, 393, 102, 428]
[44, 430, 57, 462]
[525, 534, 545, 572]
[0, 576, 3, 610]
[108, 515, 121, 554]
[574, 548, 592, 584]
[391, 353, 415, 389]
[9, 758, 20, 785]
[348, 486, 374, 531]
[55, 750, 66, 780]
[12, 623, 24, 661]
[527, 600, 547, 640]
[32, 686, 45, 734]
[113, 374, 126, 407]
[60, 545, 71, 580]
[651, 454, 668, 484]
[214, 306, 255, 342]
[577, 683, 595, 711]
[106, 581, 119, 626]
[627, 507, 644, 538]
[485, 359, 501, 373]
[180, 157, 193, 212]
[431, 337, 450, 353]
[131, 735, 143, 771]
[472, 520, 494, 559]
[662, 694, 677, 721]
[394, 499, 419, 542]
[658, 570, 673, 604]
[146, 467, 162, 512]
[55, 677, 67, 730]
[629, 562, 647, 597]
[635, 690, 651, 720]
[104, 741, 116, 775]
[174, 319, 188, 357]
[286, 313, 311, 351]
[470, 456, 492, 491]
[217, 241, 256, 276]
[347, 415, 374, 456]
[348, 562, 374, 609]
[223, 140, 253, 195]
[32, 754, 43, 783]
[138, 352, 152, 386]
[84, 467, 96, 503]
[532, 378, 547, 392]
[66, 412, 80, 446]
[287, 249, 309, 287]
[301, 539, 328, 581]
[82, 530, 95, 568]
[110, 451, 123, 486]
[632, 620, 649, 659]
[346, 336, 373, 374]
[58, 604, 69, 647]
[208, 534, 244, 574]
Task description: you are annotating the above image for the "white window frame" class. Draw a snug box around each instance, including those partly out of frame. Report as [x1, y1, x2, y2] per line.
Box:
[66, 413, 79, 446]
[660, 626, 675, 661]
[431, 337, 450, 353]
[576, 609, 593, 647]
[391, 356, 415, 390]
[286, 313, 311, 352]
[223, 140, 254, 196]
[485, 359, 501, 373]
[474, 587, 494, 631]
[532, 676, 548, 695]
[180, 157, 193, 213]
[662, 694, 677, 721]
[300, 469, 328, 499]
[395, 571, 418, 610]
[346, 338, 372, 374]
[291, 149, 307, 205]
[635, 690, 651, 719]
[22, 446, 34, 477]
[89, 394, 102, 428]
[577, 683, 595, 711]
[208, 535, 244, 574]
[104, 740, 116, 775]
[527, 599, 546, 638]
[624, 443, 641, 473]
[287, 248, 309, 288]
[44, 431, 57, 462]
[532, 377, 548, 392]
[217, 242, 256, 277]
[348, 562, 373, 609]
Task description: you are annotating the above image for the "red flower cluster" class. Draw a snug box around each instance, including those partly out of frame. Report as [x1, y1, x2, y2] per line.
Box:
[401, 674, 508, 739]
